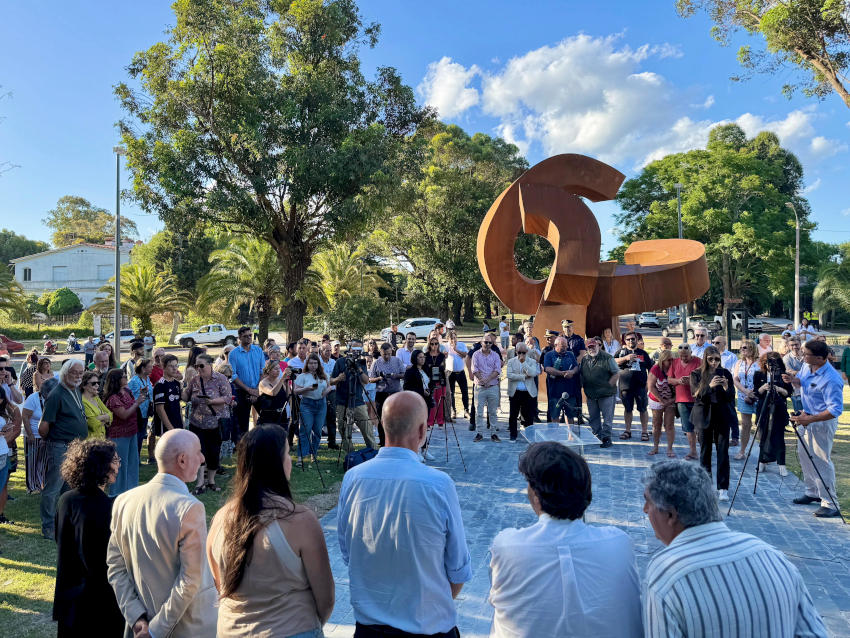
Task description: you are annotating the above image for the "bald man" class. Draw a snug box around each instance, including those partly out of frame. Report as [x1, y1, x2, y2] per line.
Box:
[107, 430, 217, 638]
[337, 392, 472, 637]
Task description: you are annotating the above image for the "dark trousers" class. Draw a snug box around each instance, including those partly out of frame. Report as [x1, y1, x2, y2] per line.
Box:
[234, 388, 254, 441]
[326, 391, 337, 446]
[375, 390, 395, 447]
[448, 371, 468, 413]
[354, 622, 460, 638]
[84, 352, 93, 368]
[508, 389, 535, 438]
[699, 419, 730, 490]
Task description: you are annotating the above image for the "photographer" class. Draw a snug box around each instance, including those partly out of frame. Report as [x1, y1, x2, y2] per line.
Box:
[293, 354, 332, 458]
[690, 346, 736, 502]
[424, 337, 448, 427]
[369, 343, 404, 447]
[257, 360, 292, 428]
[753, 352, 790, 477]
[784, 340, 843, 518]
[330, 339, 377, 451]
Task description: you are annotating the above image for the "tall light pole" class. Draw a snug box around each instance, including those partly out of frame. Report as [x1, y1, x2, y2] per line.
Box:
[786, 202, 800, 329]
[113, 146, 126, 365]
[675, 183, 688, 342]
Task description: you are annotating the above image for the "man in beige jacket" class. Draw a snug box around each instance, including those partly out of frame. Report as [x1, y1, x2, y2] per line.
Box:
[506, 343, 540, 442]
[107, 429, 217, 638]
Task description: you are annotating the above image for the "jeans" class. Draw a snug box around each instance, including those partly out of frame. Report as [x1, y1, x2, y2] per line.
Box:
[475, 384, 500, 433]
[501, 335, 509, 350]
[699, 419, 730, 490]
[84, 352, 93, 368]
[448, 371, 469, 413]
[586, 395, 615, 440]
[298, 397, 326, 458]
[508, 389, 535, 438]
[234, 388, 255, 441]
[40, 440, 70, 537]
[110, 435, 140, 497]
[136, 413, 148, 456]
[791, 395, 803, 412]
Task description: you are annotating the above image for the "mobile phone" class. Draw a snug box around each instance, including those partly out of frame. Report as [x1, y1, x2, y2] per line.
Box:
[312, 382, 319, 389]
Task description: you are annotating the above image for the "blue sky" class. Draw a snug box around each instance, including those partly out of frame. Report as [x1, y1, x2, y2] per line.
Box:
[1, 1, 849, 256]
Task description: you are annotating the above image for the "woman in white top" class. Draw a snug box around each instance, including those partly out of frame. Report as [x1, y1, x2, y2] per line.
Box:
[732, 339, 760, 459]
[21, 377, 58, 494]
[602, 327, 620, 356]
[293, 354, 332, 459]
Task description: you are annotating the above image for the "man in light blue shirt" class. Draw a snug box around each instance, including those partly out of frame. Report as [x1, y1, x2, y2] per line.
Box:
[337, 391, 472, 637]
[786, 339, 843, 518]
[228, 326, 265, 441]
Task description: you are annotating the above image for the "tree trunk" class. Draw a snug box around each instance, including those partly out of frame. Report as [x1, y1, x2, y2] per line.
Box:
[284, 299, 306, 343]
[463, 294, 475, 322]
[257, 296, 270, 345]
[168, 312, 181, 345]
[480, 290, 492, 320]
[440, 299, 449, 322]
[451, 297, 462, 325]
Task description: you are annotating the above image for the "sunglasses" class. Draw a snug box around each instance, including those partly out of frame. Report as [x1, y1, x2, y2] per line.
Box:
[195, 364, 206, 369]
[624, 338, 636, 342]
[88, 381, 100, 386]
[706, 357, 721, 363]
[678, 346, 690, 350]
[712, 340, 722, 345]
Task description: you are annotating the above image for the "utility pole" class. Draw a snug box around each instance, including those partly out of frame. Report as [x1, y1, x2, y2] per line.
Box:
[785, 202, 801, 329]
[113, 146, 126, 365]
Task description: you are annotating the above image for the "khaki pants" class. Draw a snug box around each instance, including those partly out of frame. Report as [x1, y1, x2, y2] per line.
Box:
[475, 384, 500, 433]
[797, 418, 838, 509]
[336, 404, 377, 452]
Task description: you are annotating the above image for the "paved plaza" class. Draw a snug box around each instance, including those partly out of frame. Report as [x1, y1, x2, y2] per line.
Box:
[320, 394, 850, 637]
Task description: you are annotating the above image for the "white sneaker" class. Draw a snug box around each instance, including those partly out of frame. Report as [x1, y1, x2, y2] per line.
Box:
[758, 462, 767, 473]
[718, 489, 729, 502]
[423, 450, 436, 461]
[779, 465, 789, 477]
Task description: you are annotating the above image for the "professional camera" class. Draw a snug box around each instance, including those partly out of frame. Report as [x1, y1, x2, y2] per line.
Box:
[289, 367, 303, 375]
[344, 352, 367, 372]
[430, 365, 446, 387]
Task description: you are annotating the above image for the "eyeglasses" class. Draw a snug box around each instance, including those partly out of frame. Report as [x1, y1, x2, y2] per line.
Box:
[712, 340, 722, 345]
[740, 346, 750, 350]
[678, 345, 690, 350]
[706, 357, 721, 363]
[88, 381, 100, 386]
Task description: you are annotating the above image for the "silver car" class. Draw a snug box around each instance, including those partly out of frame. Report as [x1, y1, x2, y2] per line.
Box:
[381, 317, 442, 342]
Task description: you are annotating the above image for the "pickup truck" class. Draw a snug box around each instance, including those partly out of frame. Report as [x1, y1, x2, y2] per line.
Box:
[176, 324, 240, 348]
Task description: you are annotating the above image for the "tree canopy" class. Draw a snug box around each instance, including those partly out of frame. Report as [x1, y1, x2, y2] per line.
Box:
[43, 196, 138, 247]
[130, 227, 215, 293]
[677, 0, 850, 107]
[116, 0, 429, 341]
[45, 287, 83, 316]
[613, 123, 815, 314]
[0, 228, 49, 266]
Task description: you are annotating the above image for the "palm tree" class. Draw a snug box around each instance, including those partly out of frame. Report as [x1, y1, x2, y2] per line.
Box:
[813, 248, 850, 328]
[0, 265, 27, 318]
[309, 244, 383, 308]
[197, 237, 287, 344]
[91, 264, 189, 334]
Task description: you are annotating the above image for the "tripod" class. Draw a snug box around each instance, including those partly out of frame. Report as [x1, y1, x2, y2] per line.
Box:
[334, 363, 381, 467]
[424, 388, 467, 471]
[788, 417, 846, 524]
[728, 380, 774, 515]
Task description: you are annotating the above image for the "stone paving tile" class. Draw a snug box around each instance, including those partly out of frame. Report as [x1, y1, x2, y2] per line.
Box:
[321, 391, 850, 637]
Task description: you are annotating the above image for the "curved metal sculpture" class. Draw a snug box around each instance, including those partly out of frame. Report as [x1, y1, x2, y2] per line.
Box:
[477, 154, 709, 339]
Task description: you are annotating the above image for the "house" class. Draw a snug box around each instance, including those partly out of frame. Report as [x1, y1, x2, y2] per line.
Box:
[10, 240, 135, 308]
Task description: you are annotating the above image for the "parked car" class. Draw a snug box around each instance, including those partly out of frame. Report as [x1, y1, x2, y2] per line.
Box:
[380, 317, 442, 342]
[175, 324, 240, 348]
[637, 312, 660, 328]
[661, 315, 717, 340]
[715, 311, 763, 333]
[103, 329, 136, 346]
[0, 334, 24, 354]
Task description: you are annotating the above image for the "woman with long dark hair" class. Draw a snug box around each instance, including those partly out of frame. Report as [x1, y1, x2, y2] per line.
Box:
[690, 345, 736, 501]
[753, 351, 790, 476]
[403, 350, 431, 407]
[34, 357, 54, 393]
[293, 354, 331, 459]
[732, 339, 760, 459]
[53, 438, 123, 637]
[20, 349, 39, 397]
[207, 425, 334, 637]
[102, 368, 142, 496]
[424, 337, 448, 427]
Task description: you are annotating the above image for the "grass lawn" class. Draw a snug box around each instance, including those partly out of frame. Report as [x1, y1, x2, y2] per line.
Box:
[0, 435, 344, 638]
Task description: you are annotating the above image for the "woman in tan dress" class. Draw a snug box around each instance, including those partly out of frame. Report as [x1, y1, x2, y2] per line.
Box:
[207, 424, 334, 637]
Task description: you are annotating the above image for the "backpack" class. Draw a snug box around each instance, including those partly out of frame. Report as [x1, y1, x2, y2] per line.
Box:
[343, 446, 378, 471]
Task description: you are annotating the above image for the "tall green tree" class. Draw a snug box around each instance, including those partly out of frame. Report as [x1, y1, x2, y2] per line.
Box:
[677, 0, 850, 107]
[814, 242, 850, 321]
[613, 124, 814, 314]
[46, 287, 83, 317]
[91, 264, 189, 334]
[43, 196, 138, 247]
[130, 227, 215, 292]
[116, 0, 429, 342]
[370, 122, 532, 323]
[196, 237, 287, 343]
[310, 243, 382, 309]
[0, 229, 49, 266]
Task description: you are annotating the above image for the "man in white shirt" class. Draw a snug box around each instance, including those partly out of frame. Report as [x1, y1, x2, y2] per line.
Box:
[489, 442, 642, 638]
[287, 339, 310, 369]
[711, 335, 738, 371]
[689, 328, 709, 358]
[395, 331, 417, 368]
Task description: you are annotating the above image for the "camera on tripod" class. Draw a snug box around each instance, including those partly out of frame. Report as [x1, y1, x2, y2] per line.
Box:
[344, 352, 366, 373]
[430, 365, 445, 387]
[288, 367, 303, 375]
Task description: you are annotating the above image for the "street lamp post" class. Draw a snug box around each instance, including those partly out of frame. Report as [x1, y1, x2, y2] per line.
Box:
[675, 183, 689, 342]
[786, 202, 801, 329]
[113, 146, 126, 365]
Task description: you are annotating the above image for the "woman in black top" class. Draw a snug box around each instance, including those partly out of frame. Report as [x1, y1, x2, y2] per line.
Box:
[53, 438, 124, 638]
[257, 360, 291, 428]
[424, 338, 448, 426]
[403, 350, 432, 408]
[690, 345, 736, 499]
[753, 351, 790, 476]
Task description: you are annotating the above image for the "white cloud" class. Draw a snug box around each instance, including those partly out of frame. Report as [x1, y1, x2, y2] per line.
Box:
[417, 56, 480, 119]
[843, 208, 850, 217]
[802, 178, 822, 194]
[421, 34, 847, 170]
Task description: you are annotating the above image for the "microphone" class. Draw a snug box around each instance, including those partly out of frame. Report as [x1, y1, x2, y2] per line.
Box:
[556, 392, 570, 409]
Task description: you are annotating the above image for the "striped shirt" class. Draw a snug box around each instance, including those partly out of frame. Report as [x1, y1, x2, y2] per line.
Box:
[644, 522, 827, 638]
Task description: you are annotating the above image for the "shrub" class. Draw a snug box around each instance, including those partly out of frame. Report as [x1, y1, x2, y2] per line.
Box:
[46, 287, 83, 316]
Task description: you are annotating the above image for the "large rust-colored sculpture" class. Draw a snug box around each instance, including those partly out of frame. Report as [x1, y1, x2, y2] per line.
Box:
[477, 154, 709, 340]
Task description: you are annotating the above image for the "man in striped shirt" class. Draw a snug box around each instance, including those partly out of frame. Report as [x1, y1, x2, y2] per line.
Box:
[643, 461, 827, 637]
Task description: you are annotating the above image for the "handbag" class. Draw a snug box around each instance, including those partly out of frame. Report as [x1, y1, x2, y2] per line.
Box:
[344, 446, 378, 471]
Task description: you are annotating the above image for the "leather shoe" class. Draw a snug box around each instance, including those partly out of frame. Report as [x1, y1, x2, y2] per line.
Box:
[793, 495, 819, 505]
[600, 438, 613, 448]
[813, 506, 841, 518]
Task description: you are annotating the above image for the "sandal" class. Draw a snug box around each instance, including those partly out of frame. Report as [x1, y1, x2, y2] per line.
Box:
[647, 448, 659, 456]
[641, 432, 650, 441]
[734, 453, 745, 461]
[193, 485, 206, 496]
[684, 453, 698, 461]
[667, 450, 677, 458]
[730, 439, 739, 447]
[206, 484, 221, 493]
[619, 431, 632, 440]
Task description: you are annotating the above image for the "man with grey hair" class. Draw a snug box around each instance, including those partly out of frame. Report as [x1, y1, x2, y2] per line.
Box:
[108, 429, 217, 638]
[643, 460, 827, 637]
[338, 391, 471, 636]
[37, 359, 87, 540]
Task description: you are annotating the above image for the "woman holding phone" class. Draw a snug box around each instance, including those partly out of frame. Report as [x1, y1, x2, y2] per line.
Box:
[293, 354, 331, 459]
[690, 345, 736, 501]
[258, 360, 292, 429]
[103, 369, 143, 496]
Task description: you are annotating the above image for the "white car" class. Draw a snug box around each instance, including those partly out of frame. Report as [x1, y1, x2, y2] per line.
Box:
[381, 317, 442, 342]
[102, 329, 136, 345]
[637, 312, 660, 328]
[715, 312, 763, 333]
[176, 324, 240, 348]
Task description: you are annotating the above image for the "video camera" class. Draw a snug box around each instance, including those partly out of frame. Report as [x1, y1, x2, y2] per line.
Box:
[288, 367, 303, 376]
[344, 351, 367, 373]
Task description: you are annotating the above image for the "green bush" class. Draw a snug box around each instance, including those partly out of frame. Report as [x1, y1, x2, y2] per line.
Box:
[0, 319, 98, 340]
[46, 287, 83, 316]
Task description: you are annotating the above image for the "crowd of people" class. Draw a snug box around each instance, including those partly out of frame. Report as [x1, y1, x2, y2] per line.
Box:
[0, 315, 843, 636]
